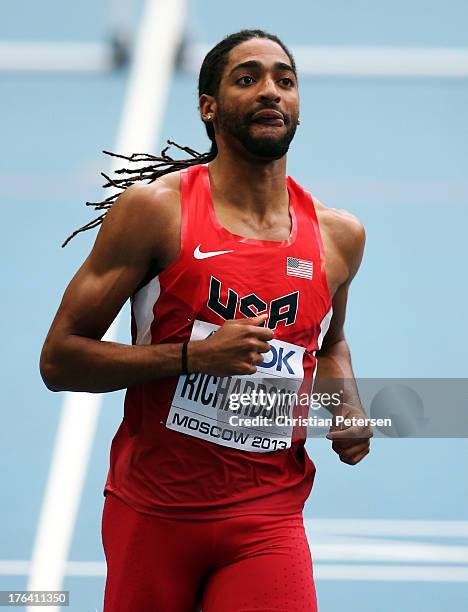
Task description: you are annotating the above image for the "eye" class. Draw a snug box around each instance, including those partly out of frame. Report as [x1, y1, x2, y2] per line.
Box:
[280, 77, 295, 87]
[237, 75, 255, 86]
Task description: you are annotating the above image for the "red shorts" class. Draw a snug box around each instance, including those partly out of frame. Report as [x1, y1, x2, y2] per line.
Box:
[102, 492, 317, 612]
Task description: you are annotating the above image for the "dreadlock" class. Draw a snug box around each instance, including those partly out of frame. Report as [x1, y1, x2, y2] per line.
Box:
[62, 29, 297, 247]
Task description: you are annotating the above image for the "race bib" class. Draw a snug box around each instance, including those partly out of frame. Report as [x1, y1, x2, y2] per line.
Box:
[166, 320, 306, 452]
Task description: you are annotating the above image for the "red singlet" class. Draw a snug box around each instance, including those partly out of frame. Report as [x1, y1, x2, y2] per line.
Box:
[104, 164, 332, 519]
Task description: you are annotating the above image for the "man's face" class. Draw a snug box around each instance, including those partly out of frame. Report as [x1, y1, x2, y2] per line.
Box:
[214, 38, 300, 160]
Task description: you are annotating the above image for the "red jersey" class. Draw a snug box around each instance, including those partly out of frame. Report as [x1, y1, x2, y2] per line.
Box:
[104, 163, 333, 518]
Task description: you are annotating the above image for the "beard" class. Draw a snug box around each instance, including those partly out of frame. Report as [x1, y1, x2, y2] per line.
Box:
[216, 106, 298, 160]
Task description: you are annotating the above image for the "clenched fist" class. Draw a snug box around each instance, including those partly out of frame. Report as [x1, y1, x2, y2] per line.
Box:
[189, 314, 275, 377]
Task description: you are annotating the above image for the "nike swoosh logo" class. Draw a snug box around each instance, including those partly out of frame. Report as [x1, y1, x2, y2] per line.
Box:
[194, 244, 234, 259]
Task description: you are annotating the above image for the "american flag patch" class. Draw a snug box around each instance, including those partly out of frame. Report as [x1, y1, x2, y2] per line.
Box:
[286, 257, 313, 280]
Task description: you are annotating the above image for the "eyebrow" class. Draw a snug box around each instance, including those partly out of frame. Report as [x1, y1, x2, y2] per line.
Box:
[228, 60, 296, 77]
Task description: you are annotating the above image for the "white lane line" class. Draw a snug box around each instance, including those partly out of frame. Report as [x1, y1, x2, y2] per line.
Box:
[314, 564, 468, 582]
[0, 561, 108, 578]
[294, 45, 468, 77]
[310, 539, 468, 563]
[27, 0, 186, 606]
[65, 562, 107, 577]
[0, 42, 116, 72]
[0, 561, 31, 576]
[304, 518, 468, 537]
[182, 43, 468, 78]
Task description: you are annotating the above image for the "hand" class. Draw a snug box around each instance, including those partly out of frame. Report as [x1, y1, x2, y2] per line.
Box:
[326, 405, 373, 465]
[189, 314, 274, 377]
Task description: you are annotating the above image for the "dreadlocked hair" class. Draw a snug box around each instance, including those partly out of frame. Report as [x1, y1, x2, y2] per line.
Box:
[62, 29, 296, 247]
[61, 142, 214, 247]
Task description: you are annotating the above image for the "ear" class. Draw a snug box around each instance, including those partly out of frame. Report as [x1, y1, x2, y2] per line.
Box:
[199, 93, 217, 122]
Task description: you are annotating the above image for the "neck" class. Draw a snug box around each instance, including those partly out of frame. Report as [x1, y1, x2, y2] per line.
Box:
[207, 144, 289, 218]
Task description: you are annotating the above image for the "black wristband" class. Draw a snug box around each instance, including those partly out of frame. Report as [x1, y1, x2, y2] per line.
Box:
[181, 340, 189, 375]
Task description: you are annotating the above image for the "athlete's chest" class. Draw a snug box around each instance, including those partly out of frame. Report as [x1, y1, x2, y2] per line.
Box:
[163, 240, 329, 337]
[156, 164, 332, 344]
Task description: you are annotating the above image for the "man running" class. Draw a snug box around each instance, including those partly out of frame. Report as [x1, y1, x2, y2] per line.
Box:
[40, 29, 371, 612]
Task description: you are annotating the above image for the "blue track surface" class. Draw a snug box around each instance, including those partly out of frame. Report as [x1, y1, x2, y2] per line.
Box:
[1, 1, 467, 610]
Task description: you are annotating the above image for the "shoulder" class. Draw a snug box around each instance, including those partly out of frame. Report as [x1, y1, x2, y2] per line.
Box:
[104, 172, 182, 235]
[111, 170, 181, 217]
[95, 171, 183, 261]
[311, 195, 366, 281]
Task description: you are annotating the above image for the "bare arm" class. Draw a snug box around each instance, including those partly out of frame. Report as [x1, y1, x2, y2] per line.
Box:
[39, 183, 188, 393]
[316, 279, 362, 415]
[314, 211, 372, 464]
[40, 182, 274, 394]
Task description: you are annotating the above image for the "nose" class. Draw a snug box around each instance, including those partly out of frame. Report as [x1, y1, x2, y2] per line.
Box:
[257, 76, 281, 103]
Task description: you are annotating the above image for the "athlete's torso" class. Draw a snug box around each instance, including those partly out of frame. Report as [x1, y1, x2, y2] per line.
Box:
[105, 163, 333, 518]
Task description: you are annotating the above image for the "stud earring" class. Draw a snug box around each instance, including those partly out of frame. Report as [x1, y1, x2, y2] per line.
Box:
[297, 117, 301, 125]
